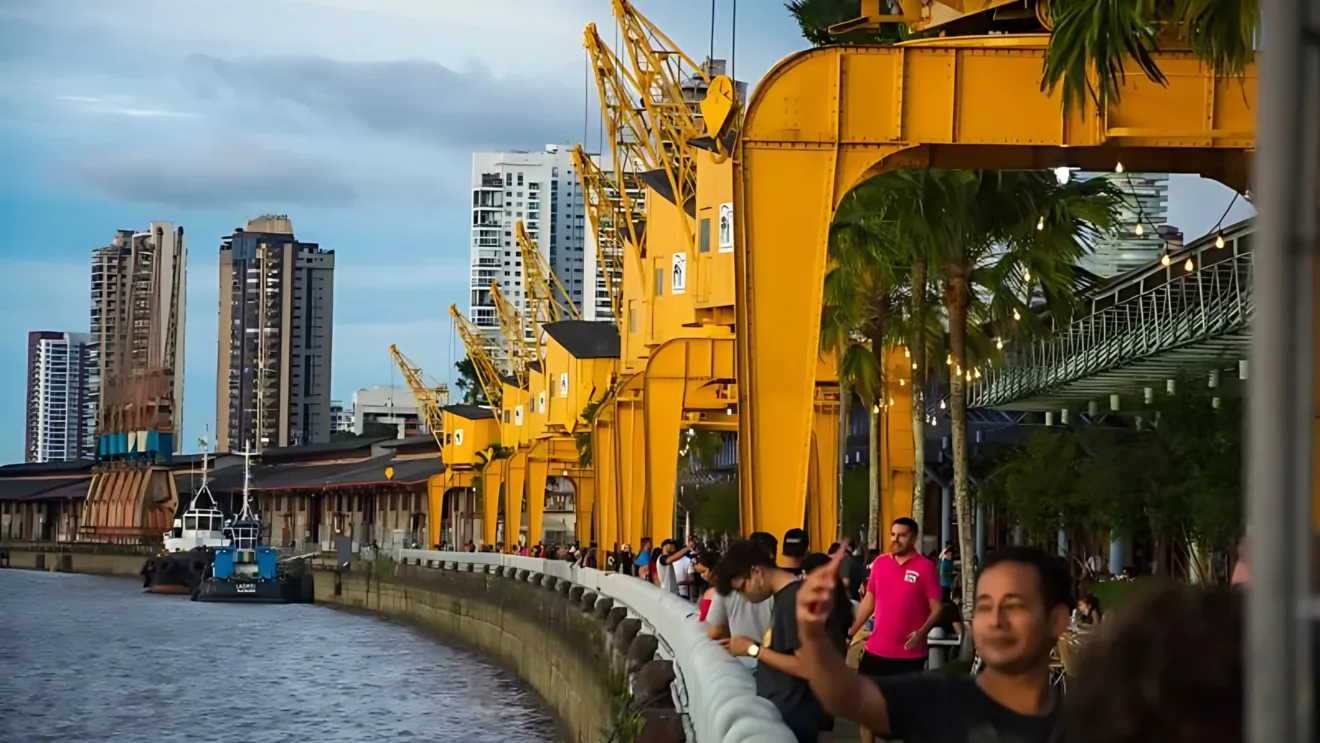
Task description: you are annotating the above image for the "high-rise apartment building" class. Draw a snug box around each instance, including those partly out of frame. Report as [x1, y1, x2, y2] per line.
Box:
[89, 223, 187, 453]
[25, 331, 94, 462]
[216, 215, 335, 452]
[1079, 172, 1171, 277]
[470, 146, 588, 356]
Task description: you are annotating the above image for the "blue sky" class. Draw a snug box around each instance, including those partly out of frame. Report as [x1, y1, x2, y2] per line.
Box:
[0, 0, 1254, 463]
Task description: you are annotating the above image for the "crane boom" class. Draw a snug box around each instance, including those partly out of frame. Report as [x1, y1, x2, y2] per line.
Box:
[387, 344, 449, 446]
[489, 281, 530, 386]
[516, 221, 580, 345]
[449, 304, 505, 411]
[570, 145, 632, 327]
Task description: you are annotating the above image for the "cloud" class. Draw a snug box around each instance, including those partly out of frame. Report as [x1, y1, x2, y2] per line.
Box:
[63, 138, 359, 208]
[181, 54, 582, 151]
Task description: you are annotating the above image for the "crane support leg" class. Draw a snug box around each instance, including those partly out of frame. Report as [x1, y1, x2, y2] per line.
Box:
[808, 389, 841, 553]
[575, 471, 595, 545]
[616, 389, 646, 547]
[483, 460, 505, 549]
[528, 456, 549, 548]
[881, 348, 917, 535]
[427, 475, 446, 549]
[504, 453, 528, 550]
[735, 42, 1256, 540]
[593, 417, 619, 550]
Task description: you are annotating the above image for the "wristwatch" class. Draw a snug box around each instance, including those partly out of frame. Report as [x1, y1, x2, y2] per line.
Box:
[747, 643, 761, 659]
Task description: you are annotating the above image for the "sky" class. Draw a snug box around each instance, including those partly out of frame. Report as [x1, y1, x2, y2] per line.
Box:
[0, 0, 1255, 463]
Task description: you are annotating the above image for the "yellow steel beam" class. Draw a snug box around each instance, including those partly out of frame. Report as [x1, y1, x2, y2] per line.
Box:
[734, 41, 1256, 541]
[575, 469, 596, 545]
[527, 456, 549, 548]
[808, 390, 841, 552]
[482, 459, 504, 549]
[593, 412, 619, 550]
[504, 452, 528, 550]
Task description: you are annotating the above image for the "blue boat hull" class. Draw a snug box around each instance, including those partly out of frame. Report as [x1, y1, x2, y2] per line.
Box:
[191, 563, 314, 604]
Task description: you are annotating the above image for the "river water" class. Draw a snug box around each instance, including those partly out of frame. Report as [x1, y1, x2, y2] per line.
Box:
[0, 570, 561, 743]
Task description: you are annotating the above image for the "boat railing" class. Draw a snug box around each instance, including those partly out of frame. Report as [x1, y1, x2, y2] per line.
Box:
[395, 548, 794, 743]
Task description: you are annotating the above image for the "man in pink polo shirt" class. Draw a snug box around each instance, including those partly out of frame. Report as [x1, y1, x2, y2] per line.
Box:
[848, 517, 942, 743]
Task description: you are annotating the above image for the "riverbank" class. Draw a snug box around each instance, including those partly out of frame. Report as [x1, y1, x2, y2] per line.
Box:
[314, 562, 614, 743]
[0, 544, 147, 578]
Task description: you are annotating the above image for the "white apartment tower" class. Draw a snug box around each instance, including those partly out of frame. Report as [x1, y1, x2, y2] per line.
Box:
[470, 146, 588, 355]
[25, 331, 94, 462]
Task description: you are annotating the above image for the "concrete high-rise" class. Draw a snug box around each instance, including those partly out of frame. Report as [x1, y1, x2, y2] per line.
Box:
[216, 215, 335, 452]
[25, 331, 94, 462]
[1079, 172, 1171, 277]
[89, 223, 187, 453]
[470, 146, 587, 355]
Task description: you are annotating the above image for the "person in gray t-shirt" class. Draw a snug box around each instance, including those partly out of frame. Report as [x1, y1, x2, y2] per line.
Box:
[705, 588, 772, 643]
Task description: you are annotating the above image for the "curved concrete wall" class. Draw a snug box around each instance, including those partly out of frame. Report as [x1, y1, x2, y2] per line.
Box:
[395, 550, 796, 743]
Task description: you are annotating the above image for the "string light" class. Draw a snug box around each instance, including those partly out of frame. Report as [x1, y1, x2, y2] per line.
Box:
[974, 368, 982, 379]
[1161, 253, 1172, 267]
[1115, 161, 1124, 174]
[725, 406, 733, 415]
[911, 362, 917, 370]
[1215, 233, 1225, 249]
[1037, 216, 1045, 231]
[996, 337, 1004, 350]
[889, 397, 895, 407]
[1013, 309, 1021, 321]
[1184, 258, 1195, 272]
[955, 365, 962, 376]
[939, 400, 946, 410]
[965, 371, 972, 383]
[1023, 268, 1031, 282]
[1134, 222, 1144, 237]
[904, 347, 910, 358]
[898, 379, 906, 386]
[946, 354, 952, 366]
[873, 404, 880, 414]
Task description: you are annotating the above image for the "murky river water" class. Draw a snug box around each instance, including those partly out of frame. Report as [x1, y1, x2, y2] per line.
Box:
[0, 570, 560, 743]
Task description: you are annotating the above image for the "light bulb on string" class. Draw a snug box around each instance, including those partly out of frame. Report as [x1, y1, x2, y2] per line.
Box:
[965, 372, 972, 383]
[1161, 253, 1172, 267]
[899, 379, 906, 386]
[1037, 216, 1044, 231]
[1013, 309, 1021, 321]
[1023, 268, 1030, 282]
[996, 337, 1004, 350]
[1115, 161, 1124, 174]
[1135, 222, 1144, 237]
[1184, 258, 1195, 272]
[1215, 233, 1225, 249]
[975, 368, 982, 379]
[904, 347, 910, 359]
[889, 398, 895, 407]
[939, 400, 946, 410]
[911, 362, 917, 370]
[872, 404, 880, 414]
[946, 354, 952, 366]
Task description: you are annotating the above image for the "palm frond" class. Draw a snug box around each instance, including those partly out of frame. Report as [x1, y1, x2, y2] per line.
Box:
[1040, 0, 1167, 112]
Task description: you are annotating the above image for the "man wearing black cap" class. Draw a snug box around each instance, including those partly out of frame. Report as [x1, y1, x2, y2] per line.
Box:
[782, 528, 809, 576]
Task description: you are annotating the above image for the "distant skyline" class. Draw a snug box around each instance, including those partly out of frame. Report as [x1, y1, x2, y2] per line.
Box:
[0, 0, 1255, 463]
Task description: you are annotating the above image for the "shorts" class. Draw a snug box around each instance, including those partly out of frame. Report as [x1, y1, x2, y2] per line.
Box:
[857, 651, 927, 681]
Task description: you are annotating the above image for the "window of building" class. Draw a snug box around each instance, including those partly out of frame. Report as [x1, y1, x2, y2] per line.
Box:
[700, 218, 712, 253]
[517, 173, 524, 186]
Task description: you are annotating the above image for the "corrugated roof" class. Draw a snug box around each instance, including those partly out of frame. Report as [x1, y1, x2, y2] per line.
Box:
[0, 476, 92, 502]
[0, 459, 96, 476]
[259, 437, 393, 460]
[199, 454, 444, 494]
[544, 321, 620, 359]
[443, 404, 496, 420]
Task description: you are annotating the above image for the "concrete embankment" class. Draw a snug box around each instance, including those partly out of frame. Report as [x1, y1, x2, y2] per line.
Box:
[314, 563, 620, 743]
[0, 546, 145, 578]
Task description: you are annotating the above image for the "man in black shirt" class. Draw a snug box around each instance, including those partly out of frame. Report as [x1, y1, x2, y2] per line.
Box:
[796, 546, 1072, 743]
[713, 540, 851, 743]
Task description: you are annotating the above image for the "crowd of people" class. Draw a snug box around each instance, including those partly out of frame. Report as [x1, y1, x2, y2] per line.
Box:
[441, 522, 1243, 743]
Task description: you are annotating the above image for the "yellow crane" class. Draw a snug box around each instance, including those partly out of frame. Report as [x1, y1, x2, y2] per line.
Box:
[387, 344, 449, 447]
[448, 304, 505, 412]
[516, 221, 580, 342]
[489, 281, 531, 386]
[569, 144, 634, 328]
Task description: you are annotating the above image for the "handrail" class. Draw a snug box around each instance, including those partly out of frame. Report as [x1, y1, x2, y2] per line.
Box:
[397, 549, 795, 743]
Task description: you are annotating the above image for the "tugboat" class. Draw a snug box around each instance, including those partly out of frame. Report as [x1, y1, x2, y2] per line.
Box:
[141, 444, 226, 595]
[192, 445, 313, 604]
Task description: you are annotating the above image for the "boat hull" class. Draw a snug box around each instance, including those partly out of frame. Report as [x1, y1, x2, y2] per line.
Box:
[141, 548, 212, 595]
[191, 562, 314, 604]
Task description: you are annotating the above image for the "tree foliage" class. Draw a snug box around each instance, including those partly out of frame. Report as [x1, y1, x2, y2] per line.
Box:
[982, 380, 1243, 566]
[454, 358, 485, 404]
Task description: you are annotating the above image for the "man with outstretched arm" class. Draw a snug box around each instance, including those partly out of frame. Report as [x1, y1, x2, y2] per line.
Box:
[797, 546, 1073, 743]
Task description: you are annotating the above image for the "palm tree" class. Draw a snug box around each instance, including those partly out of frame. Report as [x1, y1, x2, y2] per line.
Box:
[820, 184, 908, 548]
[865, 170, 1117, 656]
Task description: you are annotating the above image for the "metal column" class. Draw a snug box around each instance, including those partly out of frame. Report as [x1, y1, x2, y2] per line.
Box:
[1248, 1, 1319, 741]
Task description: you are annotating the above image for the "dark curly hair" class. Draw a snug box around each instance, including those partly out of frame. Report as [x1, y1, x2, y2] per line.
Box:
[1068, 583, 1242, 743]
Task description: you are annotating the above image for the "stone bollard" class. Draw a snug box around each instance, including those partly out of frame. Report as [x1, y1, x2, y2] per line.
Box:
[515, 569, 529, 582]
[637, 709, 684, 743]
[625, 633, 659, 675]
[569, 585, 586, 604]
[579, 591, 598, 612]
[527, 572, 542, 585]
[593, 596, 614, 620]
[928, 627, 947, 670]
[604, 606, 629, 632]
[631, 659, 675, 709]
[612, 617, 642, 657]
[541, 575, 558, 590]
[555, 579, 571, 595]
